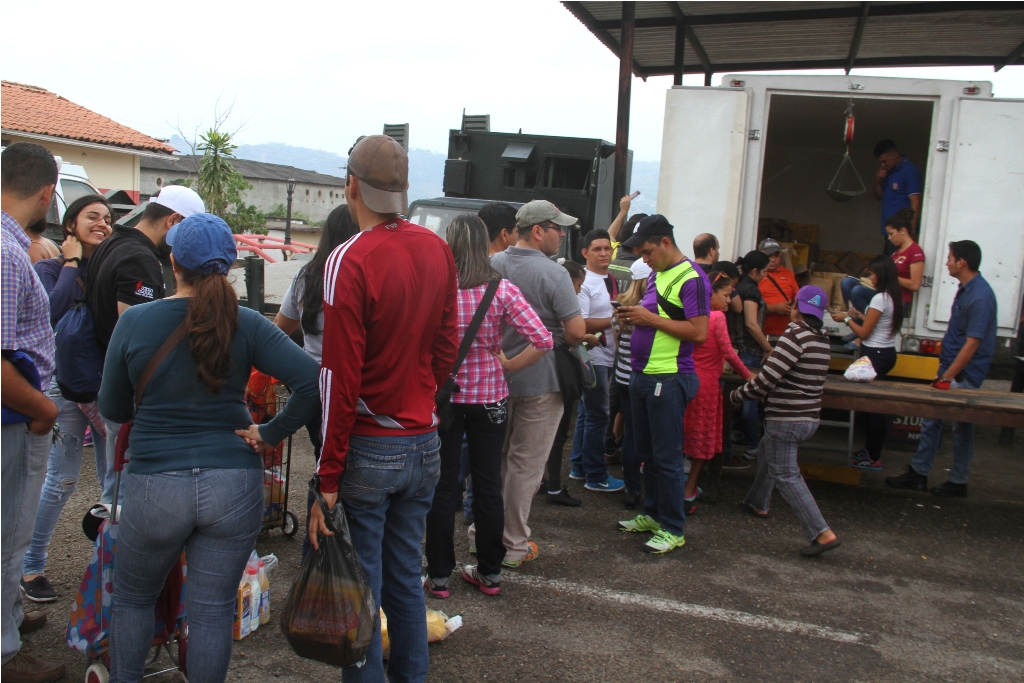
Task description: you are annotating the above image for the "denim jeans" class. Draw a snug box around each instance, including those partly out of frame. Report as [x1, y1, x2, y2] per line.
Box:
[630, 372, 699, 536]
[1, 424, 51, 664]
[102, 418, 123, 505]
[427, 403, 506, 579]
[110, 467, 263, 682]
[337, 432, 441, 683]
[737, 351, 764, 450]
[24, 383, 108, 576]
[617, 381, 641, 495]
[841, 276, 875, 314]
[569, 365, 612, 485]
[911, 379, 978, 484]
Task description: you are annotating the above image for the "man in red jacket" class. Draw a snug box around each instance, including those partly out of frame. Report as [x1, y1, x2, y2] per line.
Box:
[309, 135, 458, 683]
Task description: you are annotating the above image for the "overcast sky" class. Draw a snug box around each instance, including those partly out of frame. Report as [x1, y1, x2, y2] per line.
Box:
[3, 0, 1022, 162]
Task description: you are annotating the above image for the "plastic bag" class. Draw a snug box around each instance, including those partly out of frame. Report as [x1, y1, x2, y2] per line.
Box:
[381, 608, 462, 658]
[280, 484, 376, 667]
[844, 356, 877, 383]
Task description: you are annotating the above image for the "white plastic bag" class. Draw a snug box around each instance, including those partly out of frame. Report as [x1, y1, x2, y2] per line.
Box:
[844, 356, 877, 382]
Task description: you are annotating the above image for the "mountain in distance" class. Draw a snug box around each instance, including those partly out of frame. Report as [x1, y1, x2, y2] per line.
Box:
[167, 136, 658, 214]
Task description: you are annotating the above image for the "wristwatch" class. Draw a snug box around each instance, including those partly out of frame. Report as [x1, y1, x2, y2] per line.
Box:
[843, 315, 852, 324]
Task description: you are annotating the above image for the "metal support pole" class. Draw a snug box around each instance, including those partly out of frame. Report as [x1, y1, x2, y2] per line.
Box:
[704, 71, 713, 86]
[613, 1, 636, 216]
[673, 21, 686, 86]
[244, 255, 265, 315]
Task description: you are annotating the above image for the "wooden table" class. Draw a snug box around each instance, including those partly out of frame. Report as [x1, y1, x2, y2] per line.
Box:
[702, 374, 1024, 502]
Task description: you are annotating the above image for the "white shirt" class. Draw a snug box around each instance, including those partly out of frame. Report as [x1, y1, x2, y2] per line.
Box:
[578, 268, 615, 367]
[280, 273, 323, 364]
[864, 291, 897, 348]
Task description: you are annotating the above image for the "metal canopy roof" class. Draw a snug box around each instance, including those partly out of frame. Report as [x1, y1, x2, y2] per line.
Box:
[563, 2, 1024, 79]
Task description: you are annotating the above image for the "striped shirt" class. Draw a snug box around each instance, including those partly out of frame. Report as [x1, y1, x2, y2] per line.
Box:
[612, 316, 632, 385]
[730, 321, 830, 421]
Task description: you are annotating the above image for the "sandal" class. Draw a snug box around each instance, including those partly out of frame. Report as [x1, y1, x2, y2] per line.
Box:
[739, 501, 770, 519]
[801, 538, 842, 557]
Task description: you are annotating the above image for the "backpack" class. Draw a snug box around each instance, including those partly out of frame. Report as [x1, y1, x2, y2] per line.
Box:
[54, 301, 105, 402]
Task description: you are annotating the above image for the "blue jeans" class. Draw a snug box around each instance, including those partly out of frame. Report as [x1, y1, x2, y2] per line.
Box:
[738, 351, 764, 450]
[911, 379, 978, 484]
[2, 424, 51, 664]
[110, 467, 264, 682]
[841, 276, 875, 314]
[24, 383, 108, 575]
[617, 381, 641, 495]
[569, 365, 612, 485]
[102, 418, 123, 505]
[338, 432, 441, 683]
[630, 372, 699, 536]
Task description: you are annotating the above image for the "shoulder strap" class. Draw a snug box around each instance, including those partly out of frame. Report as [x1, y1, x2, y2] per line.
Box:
[655, 263, 696, 321]
[764, 273, 790, 300]
[134, 317, 189, 412]
[450, 279, 500, 378]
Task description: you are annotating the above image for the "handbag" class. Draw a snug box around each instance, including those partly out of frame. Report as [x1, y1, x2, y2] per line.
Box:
[434, 279, 500, 431]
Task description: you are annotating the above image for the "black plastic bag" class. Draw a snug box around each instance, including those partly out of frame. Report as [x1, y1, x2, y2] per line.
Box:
[280, 482, 376, 667]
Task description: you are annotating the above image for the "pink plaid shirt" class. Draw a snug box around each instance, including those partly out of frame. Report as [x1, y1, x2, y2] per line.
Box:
[452, 279, 552, 404]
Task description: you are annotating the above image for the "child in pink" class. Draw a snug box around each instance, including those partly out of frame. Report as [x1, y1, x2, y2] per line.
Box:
[684, 272, 752, 507]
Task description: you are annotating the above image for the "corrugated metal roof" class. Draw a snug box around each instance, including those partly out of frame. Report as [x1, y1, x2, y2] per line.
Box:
[142, 155, 346, 186]
[564, 2, 1024, 76]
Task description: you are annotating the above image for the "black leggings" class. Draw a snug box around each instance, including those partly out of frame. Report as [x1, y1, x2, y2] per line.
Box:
[861, 345, 897, 458]
[425, 401, 507, 577]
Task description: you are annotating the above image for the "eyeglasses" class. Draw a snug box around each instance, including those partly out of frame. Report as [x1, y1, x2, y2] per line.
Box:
[540, 222, 565, 234]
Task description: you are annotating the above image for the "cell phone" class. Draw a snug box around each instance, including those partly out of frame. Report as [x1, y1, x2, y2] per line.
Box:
[629, 190, 641, 200]
[611, 301, 621, 309]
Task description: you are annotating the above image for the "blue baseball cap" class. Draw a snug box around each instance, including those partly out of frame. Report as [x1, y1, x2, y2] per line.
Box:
[796, 285, 828, 319]
[166, 213, 237, 275]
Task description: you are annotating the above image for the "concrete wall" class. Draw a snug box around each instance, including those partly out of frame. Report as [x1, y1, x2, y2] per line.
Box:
[6, 134, 140, 194]
[140, 168, 345, 223]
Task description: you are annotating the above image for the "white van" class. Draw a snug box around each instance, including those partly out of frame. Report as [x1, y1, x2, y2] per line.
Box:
[656, 74, 1024, 374]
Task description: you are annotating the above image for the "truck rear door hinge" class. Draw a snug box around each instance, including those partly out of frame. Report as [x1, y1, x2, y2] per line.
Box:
[936, 141, 949, 152]
[922, 276, 934, 288]
[748, 130, 761, 141]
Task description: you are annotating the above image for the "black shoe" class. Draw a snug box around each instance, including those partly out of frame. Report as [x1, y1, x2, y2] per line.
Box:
[18, 611, 47, 634]
[885, 466, 927, 492]
[20, 576, 56, 603]
[722, 456, 750, 470]
[546, 488, 582, 507]
[931, 481, 967, 498]
[623, 490, 640, 509]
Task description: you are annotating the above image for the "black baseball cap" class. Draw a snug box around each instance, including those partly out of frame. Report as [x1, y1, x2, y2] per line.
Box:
[623, 214, 674, 248]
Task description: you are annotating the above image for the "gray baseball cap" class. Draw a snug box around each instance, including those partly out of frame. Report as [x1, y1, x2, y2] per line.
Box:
[758, 238, 782, 255]
[515, 200, 577, 229]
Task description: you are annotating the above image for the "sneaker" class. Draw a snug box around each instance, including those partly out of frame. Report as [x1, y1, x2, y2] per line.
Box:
[850, 449, 882, 471]
[623, 490, 640, 510]
[462, 565, 501, 596]
[684, 486, 703, 503]
[502, 541, 539, 568]
[643, 529, 686, 554]
[569, 467, 585, 481]
[885, 466, 928, 492]
[20, 576, 56, 603]
[618, 514, 660, 533]
[730, 430, 745, 445]
[423, 576, 450, 599]
[468, 546, 477, 555]
[585, 476, 625, 493]
[683, 457, 692, 475]
[546, 488, 582, 507]
[741, 447, 759, 461]
[18, 611, 46, 635]
[0, 652, 65, 682]
[931, 480, 967, 498]
[722, 456, 750, 470]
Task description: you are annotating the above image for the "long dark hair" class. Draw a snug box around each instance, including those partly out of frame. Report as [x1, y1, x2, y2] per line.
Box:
[300, 205, 359, 335]
[447, 213, 500, 289]
[736, 250, 769, 276]
[867, 255, 904, 333]
[62, 193, 112, 239]
[180, 267, 238, 394]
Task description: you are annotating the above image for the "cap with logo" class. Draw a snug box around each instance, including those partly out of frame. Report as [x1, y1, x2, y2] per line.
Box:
[630, 259, 652, 281]
[758, 238, 782, 255]
[515, 200, 577, 230]
[796, 285, 828, 320]
[150, 185, 205, 218]
[623, 214, 674, 249]
[347, 135, 409, 215]
[166, 213, 237, 275]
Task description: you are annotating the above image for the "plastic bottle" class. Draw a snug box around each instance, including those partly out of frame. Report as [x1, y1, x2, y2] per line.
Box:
[247, 567, 261, 634]
[233, 577, 252, 640]
[258, 560, 270, 625]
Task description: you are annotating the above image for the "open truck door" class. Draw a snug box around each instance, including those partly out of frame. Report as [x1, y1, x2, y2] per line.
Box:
[927, 98, 1024, 337]
[657, 87, 750, 260]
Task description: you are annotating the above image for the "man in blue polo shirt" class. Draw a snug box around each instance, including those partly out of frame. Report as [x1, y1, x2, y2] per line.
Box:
[887, 240, 997, 498]
[873, 139, 922, 256]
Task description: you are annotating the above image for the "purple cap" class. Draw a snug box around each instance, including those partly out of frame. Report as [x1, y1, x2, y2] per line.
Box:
[796, 285, 828, 319]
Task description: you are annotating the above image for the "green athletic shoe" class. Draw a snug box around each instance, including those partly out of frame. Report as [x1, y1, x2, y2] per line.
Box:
[643, 529, 685, 554]
[617, 514, 660, 533]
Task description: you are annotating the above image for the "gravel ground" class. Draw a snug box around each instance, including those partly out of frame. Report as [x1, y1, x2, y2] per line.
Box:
[17, 421, 1024, 682]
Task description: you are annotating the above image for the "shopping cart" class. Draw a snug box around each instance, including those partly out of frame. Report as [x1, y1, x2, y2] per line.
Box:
[246, 370, 298, 537]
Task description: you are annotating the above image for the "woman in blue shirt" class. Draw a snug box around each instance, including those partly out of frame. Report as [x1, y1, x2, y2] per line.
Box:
[99, 214, 319, 682]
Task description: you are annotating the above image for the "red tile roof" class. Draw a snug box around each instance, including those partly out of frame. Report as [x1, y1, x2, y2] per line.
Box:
[1, 81, 175, 155]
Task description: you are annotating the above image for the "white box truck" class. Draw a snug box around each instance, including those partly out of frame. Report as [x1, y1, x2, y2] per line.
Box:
[656, 74, 1024, 362]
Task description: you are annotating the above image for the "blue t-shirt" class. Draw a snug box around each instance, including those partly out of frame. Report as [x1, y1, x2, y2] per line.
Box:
[939, 274, 997, 388]
[880, 157, 923, 235]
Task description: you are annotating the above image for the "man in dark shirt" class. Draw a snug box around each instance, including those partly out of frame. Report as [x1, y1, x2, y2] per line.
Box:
[692, 233, 720, 273]
[86, 185, 203, 504]
[873, 139, 923, 256]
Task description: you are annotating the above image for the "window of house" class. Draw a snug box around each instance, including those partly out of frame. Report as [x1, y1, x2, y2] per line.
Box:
[305, 189, 310, 196]
[524, 169, 538, 189]
[502, 167, 516, 188]
[541, 157, 590, 191]
[156, 177, 164, 187]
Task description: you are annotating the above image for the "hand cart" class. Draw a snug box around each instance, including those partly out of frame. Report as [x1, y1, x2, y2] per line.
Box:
[246, 371, 298, 537]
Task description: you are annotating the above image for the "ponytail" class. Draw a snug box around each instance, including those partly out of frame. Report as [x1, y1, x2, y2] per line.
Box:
[737, 250, 769, 275]
[181, 268, 238, 393]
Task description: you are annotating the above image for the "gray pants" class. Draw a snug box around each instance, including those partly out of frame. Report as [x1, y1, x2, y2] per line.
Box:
[743, 419, 828, 541]
[1, 423, 52, 663]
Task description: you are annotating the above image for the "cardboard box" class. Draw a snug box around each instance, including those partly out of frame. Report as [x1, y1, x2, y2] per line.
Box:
[835, 251, 867, 276]
[779, 241, 810, 268]
[786, 222, 820, 244]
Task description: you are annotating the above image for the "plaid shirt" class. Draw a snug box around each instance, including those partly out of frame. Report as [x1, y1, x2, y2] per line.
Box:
[1, 211, 55, 383]
[453, 279, 552, 404]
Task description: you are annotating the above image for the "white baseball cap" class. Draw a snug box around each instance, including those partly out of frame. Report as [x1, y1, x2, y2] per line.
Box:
[150, 185, 205, 218]
[630, 259, 652, 281]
